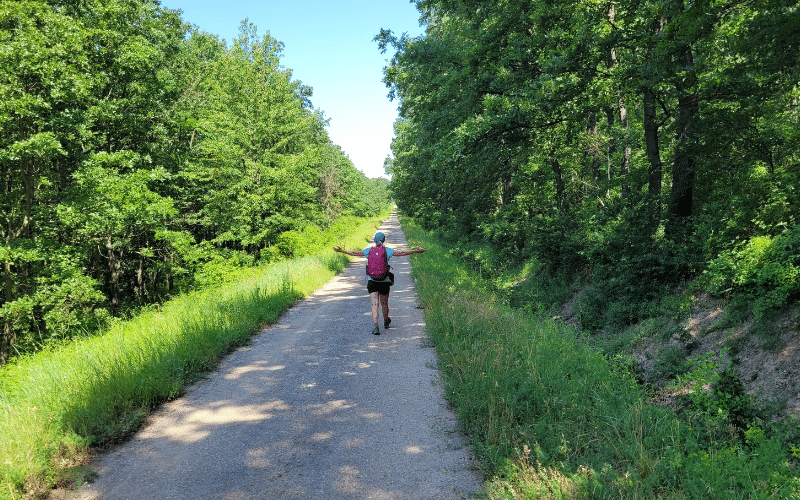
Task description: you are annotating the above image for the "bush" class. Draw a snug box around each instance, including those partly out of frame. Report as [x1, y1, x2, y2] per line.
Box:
[276, 228, 310, 257]
[653, 345, 689, 381]
[0, 274, 109, 355]
[478, 206, 530, 267]
[193, 252, 254, 289]
[579, 235, 689, 331]
[524, 210, 588, 275]
[705, 222, 800, 318]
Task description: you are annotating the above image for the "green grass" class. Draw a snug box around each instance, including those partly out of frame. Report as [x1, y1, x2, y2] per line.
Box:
[4, 208, 798, 499]
[0, 211, 388, 499]
[400, 216, 800, 499]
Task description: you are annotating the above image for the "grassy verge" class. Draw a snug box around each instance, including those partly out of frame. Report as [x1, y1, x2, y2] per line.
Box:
[400, 216, 799, 499]
[0, 211, 388, 499]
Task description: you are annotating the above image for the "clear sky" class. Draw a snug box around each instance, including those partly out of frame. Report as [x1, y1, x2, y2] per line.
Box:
[160, 0, 425, 179]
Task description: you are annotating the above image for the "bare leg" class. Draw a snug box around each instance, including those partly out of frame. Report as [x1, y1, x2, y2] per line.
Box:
[379, 294, 389, 323]
[370, 292, 380, 325]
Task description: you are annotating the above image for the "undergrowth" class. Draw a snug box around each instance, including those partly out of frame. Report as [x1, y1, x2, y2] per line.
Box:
[400, 216, 800, 499]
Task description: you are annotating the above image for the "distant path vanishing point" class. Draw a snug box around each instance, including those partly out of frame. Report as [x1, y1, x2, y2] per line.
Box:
[63, 212, 482, 500]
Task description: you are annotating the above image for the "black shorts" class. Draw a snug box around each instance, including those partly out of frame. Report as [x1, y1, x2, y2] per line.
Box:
[367, 278, 391, 296]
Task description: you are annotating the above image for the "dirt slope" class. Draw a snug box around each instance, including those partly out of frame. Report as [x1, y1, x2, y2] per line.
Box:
[640, 297, 800, 418]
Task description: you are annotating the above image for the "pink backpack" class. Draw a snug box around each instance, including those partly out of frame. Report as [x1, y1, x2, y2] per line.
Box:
[366, 245, 390, 280]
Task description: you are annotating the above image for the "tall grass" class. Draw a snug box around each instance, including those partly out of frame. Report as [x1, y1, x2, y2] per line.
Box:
[400, 217, 799, 499]
[0, 212, 387, 499]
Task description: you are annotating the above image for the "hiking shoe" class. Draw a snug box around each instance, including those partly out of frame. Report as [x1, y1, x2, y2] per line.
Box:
[384, 317, 391, 329]
[371, 325, 380, 335]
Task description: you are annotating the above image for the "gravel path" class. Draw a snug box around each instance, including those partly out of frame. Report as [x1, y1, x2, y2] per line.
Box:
[63, 214, 482, 499]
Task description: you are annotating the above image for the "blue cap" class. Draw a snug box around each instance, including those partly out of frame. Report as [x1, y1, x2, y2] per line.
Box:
[374, 231, 385, 243]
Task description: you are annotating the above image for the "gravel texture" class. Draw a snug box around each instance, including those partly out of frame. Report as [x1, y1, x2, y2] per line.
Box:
[62, 215, 482, 499]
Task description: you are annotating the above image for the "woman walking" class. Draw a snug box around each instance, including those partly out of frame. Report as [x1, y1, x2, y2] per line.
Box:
[333, 231, 426, 335]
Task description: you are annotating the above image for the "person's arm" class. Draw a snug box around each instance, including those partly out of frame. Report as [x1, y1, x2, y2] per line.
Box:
[333, 246, 365, 257]
[392, 247, 426, 257]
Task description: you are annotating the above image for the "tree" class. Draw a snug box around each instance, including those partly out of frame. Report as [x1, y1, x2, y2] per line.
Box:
[1, 2, 388, 361]
[1, 1, 99, 359]
[381, 0, 800, 327]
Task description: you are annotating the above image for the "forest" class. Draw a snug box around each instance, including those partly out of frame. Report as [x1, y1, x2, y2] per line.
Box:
[378, 0, 799, 333]
[1, 0, 390, 363]
[374, 3, 800, 494]
[2, 0, 800, 497]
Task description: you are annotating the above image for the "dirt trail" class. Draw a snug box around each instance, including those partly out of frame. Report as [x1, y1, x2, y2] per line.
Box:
[61, 214, 481, 499]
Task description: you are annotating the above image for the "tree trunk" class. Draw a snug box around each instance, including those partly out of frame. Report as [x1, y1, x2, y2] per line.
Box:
[619, 97, 631, 199]
[319, 165, 341, 218]
[137, 255, 145, 301]
[668, 47, 698, 228]
[551, 147, 565, 211]
[588, 111, 600, 185]
[1, 260, 13, 364]
[0, 156, 38, 363]
[107, 236, 120, 311]
[501, 176, 513, 206]
[21, 158, 35, 238]
[668, 93, 696, 221]
[643, 88, 663, 217]
[607, 3, 628, 197]
[663, 0, 697, 235]
[602, 108, 615, 195]
[605, 107, 616, 158]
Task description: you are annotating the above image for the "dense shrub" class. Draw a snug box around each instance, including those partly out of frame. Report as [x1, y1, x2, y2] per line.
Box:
[577, 203, 695, 330]
[524, 210, 588, 275]
[704, 222, 800, 318]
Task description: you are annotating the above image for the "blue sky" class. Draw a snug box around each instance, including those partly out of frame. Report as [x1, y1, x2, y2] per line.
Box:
[161, 0, 425, 179]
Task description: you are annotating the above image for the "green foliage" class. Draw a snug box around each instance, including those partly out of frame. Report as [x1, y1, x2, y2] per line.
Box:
[653, 346, 689, 382]
[0, 2, 389, 362]
[704, 223, 800, 319]
[402, 215, 800, 499]
[571, 202, 697, 330]
[656, 350, 799, 498]
[192, 252, 255, 289]
[276, 229, 314, 258]
[675, 422, 796, 500]
[524, 210, 588, 276]
[509, 264, 575, 316]
[381, 0, 800, 334]
[404, 219, 648, 476]
[670, 351, 762, 445]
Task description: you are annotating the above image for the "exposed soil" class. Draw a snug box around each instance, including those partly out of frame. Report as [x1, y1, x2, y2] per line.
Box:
[559, 290, 800, 421]
[632, 294, 800, 420]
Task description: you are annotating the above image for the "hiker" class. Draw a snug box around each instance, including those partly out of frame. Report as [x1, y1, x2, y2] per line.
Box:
[333, 231, 426, 335]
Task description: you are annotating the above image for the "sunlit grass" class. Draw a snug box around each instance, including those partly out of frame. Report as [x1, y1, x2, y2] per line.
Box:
[0, 211, 388, 499]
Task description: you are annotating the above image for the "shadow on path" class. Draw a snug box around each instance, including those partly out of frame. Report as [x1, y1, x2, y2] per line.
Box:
[64, 213, 481, 500]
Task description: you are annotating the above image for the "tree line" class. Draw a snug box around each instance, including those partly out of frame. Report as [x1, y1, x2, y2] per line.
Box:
[378, 0, 799, 329]
[1, 0, 389, 362]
